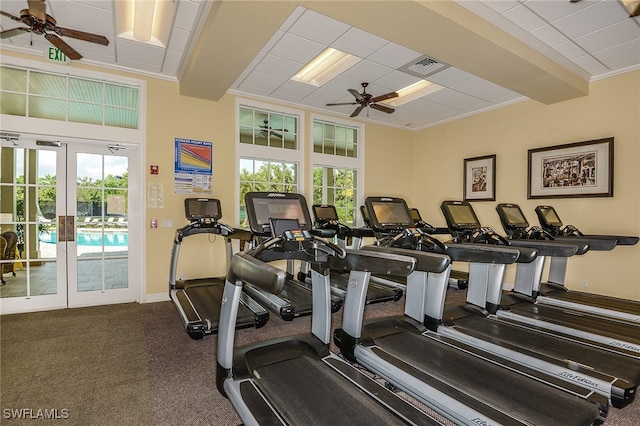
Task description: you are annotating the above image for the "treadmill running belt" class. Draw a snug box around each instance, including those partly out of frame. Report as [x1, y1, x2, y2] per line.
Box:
[371, 326, 600, 426]
[183, 280, 258, 328]
[253, 355, 410, 425]
[540, 284, 640, 315]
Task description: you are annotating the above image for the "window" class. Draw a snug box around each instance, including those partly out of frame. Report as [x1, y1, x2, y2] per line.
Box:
[0, 65, 139, 129]
[311, 118, 363, 227]
[237, 103, 303, 227]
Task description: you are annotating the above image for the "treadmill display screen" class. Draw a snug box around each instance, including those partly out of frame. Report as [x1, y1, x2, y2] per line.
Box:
[252, 198, 307, 227]
[313, 205, 338, 221]
[538, 206, 563, 227]
[185, 198, 221, 221]
[501, 205, 528, 227]
[447, 204, 480, 228]
[371, 201, 412, 226]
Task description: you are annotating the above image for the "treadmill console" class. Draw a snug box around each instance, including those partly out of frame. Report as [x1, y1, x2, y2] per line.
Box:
[535, 205, 583, 237]
[185, 198, 222, 227]
[440, 201, 481, 238]
[245, 192, 313, 237]
[364, 197, 413, 234]
[497, 203, 552, 240]
[312, 204, 340, 227]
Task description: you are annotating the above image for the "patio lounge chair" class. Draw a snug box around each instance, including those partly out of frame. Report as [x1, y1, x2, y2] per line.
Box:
[1, 231, 18, 285]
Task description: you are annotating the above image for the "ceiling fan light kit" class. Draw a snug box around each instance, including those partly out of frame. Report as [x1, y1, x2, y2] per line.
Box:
[1, 0, 109, 60]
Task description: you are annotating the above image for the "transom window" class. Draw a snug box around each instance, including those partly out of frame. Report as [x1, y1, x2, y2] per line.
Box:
[239, 106, 298, 150]
[0, 65, 139, 129]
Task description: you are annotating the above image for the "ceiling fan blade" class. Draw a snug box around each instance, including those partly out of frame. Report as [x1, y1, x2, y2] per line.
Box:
[1, 27, 30, 39]
[0, 10, 23, 22]
[326, 102, 357, 106]
[370, 103, 396, 114]
[55, 26, 109, 46]
[371, 91, 399, 103]
[348, 88, 364, 102]
[350, 106, 364, 118]
[27, 0, 46, 23]
[45, 33, 82, 60]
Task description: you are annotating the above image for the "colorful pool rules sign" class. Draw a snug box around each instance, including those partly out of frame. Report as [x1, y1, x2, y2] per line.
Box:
[174, 138, 213, 193]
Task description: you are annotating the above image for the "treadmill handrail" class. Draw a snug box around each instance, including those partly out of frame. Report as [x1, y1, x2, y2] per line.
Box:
[360, 245, 451, 274]
[507, 239, 579, 257]
[227, 252, 287, 294]
[442, 242, 521, 264]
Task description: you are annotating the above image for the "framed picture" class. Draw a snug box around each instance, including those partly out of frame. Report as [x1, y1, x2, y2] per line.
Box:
[528, 137, 613, 199]
[464, 154, 496, 201]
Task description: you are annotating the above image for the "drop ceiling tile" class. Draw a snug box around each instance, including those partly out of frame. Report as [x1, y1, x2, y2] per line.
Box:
[451, 77, 497, 96]
[554, 40, 591, 61]
[47, 1, 113, 35]
[174, 0, 201, 31]
[260, 30, 286, 55]
[278, 6, 307, 32]
[373, 70, 422, 92]
[342, 60, 393, 84]
[522, 0, 593, 22]
[117, 58, 161, 74]
[530, 24, 571, 48]
[167, 28, 191, 52]
[503, 5, 547, 32]
[552, 1, 627, 39]
[483, 0, 521, 14]
[574, 20, 640, 54]
[331, 27, 389, 58]
[271, 80, 318, 99]
[163, 50, 183, 73]
[255, 54, 303, 79]
[593, 39, 640, 67]
[427, 67, 475, 87]
[367, 42, 422, 69]
[239, 71, 287, 94]
[288, 9, 350, 46]
[268, 33, 325, 64]
[321, 75, 367, 94]
[572, 54, 609, 75]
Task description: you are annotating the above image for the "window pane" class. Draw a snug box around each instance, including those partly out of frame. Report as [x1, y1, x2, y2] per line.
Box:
[29, 97, 66, 121]
[69, 78, 103, 103]
[69, 101, 103, 125]
[239, 107, 254, 127]
[105, 84, 138, 108]
[105, 107, 138, 129]
[0, 92, 27, 116]
[30, 72, 67, 97]
[0, 67, 27, 92]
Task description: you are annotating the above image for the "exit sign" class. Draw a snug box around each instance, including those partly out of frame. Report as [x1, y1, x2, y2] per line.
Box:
[45, 47, 70, 64]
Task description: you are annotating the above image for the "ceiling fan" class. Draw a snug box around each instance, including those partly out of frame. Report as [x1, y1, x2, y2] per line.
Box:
[326, 82, 399, 118]
[0, 0, 109, 60]
[259, 120, 289, 138]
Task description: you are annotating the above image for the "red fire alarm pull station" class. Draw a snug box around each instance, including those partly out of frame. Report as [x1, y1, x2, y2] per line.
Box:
[150, 165, 159, 175]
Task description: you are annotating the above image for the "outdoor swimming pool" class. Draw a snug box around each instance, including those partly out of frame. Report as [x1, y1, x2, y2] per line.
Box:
[40, 231, 128, 247]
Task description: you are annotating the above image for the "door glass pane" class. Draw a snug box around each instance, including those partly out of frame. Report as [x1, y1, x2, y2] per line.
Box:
[1, 146, 58, 298]
[75, 153, 128, 292]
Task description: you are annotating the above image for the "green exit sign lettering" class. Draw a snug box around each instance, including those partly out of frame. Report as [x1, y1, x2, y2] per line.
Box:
[45, 47, 70, 64]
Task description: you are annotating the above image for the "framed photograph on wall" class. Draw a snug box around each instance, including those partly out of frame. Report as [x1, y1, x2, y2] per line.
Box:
[528, 137, 613, 199]
[464, 154, 496, 201]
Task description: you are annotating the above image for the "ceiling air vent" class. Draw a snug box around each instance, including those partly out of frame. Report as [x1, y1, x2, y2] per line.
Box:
[400, 55, 450, 79]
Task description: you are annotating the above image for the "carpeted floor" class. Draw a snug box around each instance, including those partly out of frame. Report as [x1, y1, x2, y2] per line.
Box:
[1, 290, 639, 425]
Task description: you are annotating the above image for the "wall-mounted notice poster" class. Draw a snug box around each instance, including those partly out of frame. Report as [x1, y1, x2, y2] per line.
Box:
[174, 138, 213, 193]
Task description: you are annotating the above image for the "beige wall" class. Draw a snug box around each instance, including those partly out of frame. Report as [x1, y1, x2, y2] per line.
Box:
[2, 50, 637, 301]
[411, 71, 640, 301]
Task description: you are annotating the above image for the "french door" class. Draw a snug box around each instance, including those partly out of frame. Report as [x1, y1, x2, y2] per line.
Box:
[0, 135, 138, 313]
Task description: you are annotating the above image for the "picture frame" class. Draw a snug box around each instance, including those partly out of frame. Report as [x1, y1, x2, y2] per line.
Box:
[464, 154, 496, 201]
[527, 137, 613, 199]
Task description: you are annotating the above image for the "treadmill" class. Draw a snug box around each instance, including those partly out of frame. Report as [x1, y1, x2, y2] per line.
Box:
[334, 198, 606, 425]
[359, 197, 639, 408]
[169, 198, 268, 339]
[523, 204, 640, 322]
[310, 204, 403, 303]
[241, 192, 342, 321]
[216, 209, 453, 425]
[441, 200, 640, 361]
